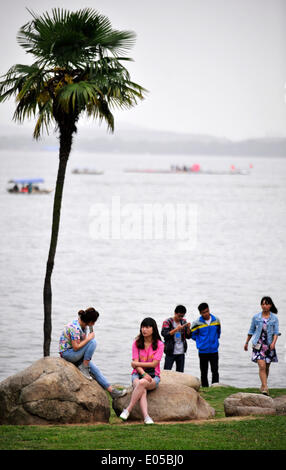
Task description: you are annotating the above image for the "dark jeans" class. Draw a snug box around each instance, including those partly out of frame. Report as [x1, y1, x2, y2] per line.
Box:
[199, 352, 219, 387]
[164, 354, 185, 373]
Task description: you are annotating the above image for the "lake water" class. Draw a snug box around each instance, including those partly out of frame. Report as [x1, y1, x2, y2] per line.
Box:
[0, 148, 285, 388]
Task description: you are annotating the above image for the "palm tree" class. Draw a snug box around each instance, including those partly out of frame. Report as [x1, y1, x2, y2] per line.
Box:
[0, 8, 146, 356]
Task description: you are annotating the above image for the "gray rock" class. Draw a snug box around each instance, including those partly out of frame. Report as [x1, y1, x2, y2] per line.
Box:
[113, 383, 215, 422]
[160, 370, 201, 391]
[273, 395, 286, 415]
[0, 357, 110, 424]
[224, 392, 276, 417]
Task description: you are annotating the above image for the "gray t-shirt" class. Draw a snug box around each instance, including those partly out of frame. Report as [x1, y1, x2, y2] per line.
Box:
[172, 320, 184, 355]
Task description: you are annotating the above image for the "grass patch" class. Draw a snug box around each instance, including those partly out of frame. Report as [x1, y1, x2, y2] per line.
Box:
[0, 387, 285, 450]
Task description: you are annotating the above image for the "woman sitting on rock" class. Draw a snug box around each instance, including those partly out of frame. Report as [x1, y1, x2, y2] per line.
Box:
[59, 307, 126, 399]
[244, 296, 280, 395]
[120, 317, 164, 424]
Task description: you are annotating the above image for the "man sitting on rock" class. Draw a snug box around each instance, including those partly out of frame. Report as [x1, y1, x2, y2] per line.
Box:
[161, 305, 191, 373]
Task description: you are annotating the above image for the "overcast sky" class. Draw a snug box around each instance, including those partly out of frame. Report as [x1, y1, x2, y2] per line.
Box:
[1, 0, 286, 140]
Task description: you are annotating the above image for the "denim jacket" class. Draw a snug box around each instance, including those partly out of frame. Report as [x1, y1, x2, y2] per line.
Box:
[248, 312, 280, 346]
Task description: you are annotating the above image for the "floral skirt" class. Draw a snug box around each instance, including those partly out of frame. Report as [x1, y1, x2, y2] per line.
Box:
[252, 340, 278, 363]
[252, 319, 278, 363]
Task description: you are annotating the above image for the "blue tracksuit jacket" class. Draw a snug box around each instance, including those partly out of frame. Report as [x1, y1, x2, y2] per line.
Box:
[191, 314, 221, 353]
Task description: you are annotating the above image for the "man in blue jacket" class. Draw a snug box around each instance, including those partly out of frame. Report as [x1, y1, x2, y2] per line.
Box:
[191, 303, 221, 387]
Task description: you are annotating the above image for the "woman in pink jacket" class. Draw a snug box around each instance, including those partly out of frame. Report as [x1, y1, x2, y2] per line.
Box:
[120, 317, 164, 424]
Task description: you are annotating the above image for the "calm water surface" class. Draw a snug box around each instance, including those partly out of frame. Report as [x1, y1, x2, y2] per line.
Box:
[0, 149, 285, 388]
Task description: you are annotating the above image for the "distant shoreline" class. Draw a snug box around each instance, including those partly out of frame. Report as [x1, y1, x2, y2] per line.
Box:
[1, 133, 286, 157]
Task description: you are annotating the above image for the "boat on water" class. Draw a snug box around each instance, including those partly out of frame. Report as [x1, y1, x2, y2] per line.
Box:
[124, 169, 250, 175]
[125, 169, 172, 174]
[72, 168, 104, 175]
[7, 178, 53, 194]
[124, 164, 251, 176]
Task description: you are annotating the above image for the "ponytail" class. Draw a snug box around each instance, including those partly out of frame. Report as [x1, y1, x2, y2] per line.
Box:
[78, 307, 99, 324]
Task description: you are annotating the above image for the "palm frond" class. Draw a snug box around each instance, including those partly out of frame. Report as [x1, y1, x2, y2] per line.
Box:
[0, 63, 52, 107]
[85, 96, 114, 132]
[13, 88, 39, 122]
[56, 81, 102, 113]
[33, 99, 54, 139]
[17, 8, 137, 68]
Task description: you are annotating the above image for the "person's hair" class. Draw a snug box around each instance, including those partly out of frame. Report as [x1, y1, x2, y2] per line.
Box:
[198, 302, 209, 312]
[78, 307, 99, 324]
[261, 296, 278, 314]
[136, 317, 161, 350]
[174, 305, 186, 315]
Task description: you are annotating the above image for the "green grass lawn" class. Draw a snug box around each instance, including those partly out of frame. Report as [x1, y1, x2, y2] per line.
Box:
[0, 387, 285, 450]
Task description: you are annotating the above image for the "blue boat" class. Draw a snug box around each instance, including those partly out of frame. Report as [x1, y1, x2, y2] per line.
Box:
[7, 178, 52, 194]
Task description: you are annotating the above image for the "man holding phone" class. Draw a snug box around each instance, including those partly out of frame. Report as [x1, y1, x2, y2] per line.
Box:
[161, 305, 191, 373]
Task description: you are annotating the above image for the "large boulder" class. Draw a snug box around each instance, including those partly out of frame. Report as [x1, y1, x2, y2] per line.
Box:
[160, 370, 200, 391]
[0, 357, 110, 424]
[113, 383, 215, 422]
[224, 392, 276, 417]
[273, 395, 286, 415]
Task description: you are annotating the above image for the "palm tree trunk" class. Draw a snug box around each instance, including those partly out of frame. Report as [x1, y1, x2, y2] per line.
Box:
[43, 125, 74, 357]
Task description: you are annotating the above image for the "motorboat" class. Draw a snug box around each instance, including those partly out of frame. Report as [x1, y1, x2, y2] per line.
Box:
[72, 168, 104, 175]
[7, 178, 53, 194]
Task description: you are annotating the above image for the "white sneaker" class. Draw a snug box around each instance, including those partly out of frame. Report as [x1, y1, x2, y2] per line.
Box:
[119, 409, 130, 421]
[144, 415, 154, 424]
[110, 388, 127, 399]
[78, 364, 92, 381]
